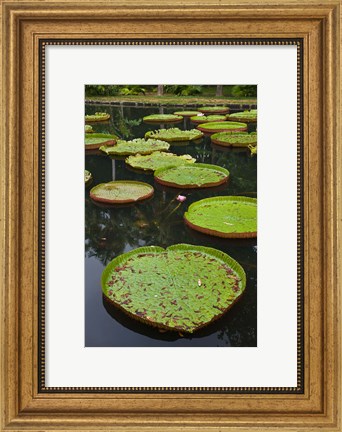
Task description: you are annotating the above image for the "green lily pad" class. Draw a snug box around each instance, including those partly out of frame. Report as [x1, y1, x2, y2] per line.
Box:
[190, 115, 226, 124]
[154, 163, 229, 189]
[100, 138, 170, 156]
[227, 110, 257, 123]
[85, 112, 110, 122]
[184, 196, 257, 238]
[126, 151, 196, 172]
[85, 125, 93, 133]
[90, 180, 154, 204]
[145, 128, 203, 142]
[211, 132, 257, 147]
[143, 114, 183, 123]
[85, 133, 118, 150]
[102, 244, 246, 334]
[173, 110, 201, 117]
[196, 121, 247, 134]
[198, 106, 229, 114]
[84, 170, 93, 186]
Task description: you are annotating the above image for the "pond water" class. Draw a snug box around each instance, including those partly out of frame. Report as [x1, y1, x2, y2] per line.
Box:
[85, 104, 257, 347]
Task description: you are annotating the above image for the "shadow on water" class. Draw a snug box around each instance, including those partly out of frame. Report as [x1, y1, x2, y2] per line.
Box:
[85, 104, 257, 347]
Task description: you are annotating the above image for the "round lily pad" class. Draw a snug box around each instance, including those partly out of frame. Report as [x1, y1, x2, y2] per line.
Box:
[145, 128, 203, 142]
[85, 133, 118, 150]
[102, 244, 246, 334]
[100, 138, 170, 156]
[85, 125, 93, 133]
[90, 180, 154, 204]
[184, 196, 257, 238]
[154, 163, 229, 189]
[198, 106, 229, 114]
[190, 115, 226, 124]
[84, 170, 93, 186]
[143, 114, 182, 123]
[85, 112, 110, 122]
[173, 110, 201, 117]
[126, 151, 196, 172]
[227, 110, 257, 123]
[196, 121, 247, 134]
[211, 132, 257, 147]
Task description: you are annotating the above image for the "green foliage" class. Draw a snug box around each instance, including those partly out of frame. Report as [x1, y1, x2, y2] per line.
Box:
[85, 85, 120, 97]
[154, 163, 229, 188]
[102, 244, 246, 333]
[232, 85, 257, 97]
[100, 138, 170, 156]
[85, 125, 93, 133]
[164, 85, 203, 96]
[126, 151, 196, 172]
[184, 196, 257, 238]
[119, 85, 146, 95]
[90, 181, 154, 204]
[145, 128, 203, 142]
[85, 112, 110, 122]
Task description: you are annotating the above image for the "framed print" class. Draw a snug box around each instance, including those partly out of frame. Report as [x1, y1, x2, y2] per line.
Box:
[1, 1, 341, 431]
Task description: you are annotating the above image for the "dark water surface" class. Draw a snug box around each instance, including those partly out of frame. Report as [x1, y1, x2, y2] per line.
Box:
[85, 104, 257, 347]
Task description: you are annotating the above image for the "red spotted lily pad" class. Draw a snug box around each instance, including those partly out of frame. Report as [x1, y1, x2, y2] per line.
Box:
[90, 181, 154, 204]
[102, 244, 246, 333]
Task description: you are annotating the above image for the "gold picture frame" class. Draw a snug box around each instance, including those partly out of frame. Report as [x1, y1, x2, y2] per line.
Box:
[0, 1, 341, 430]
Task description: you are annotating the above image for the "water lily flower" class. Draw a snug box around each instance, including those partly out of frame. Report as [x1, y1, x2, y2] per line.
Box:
[176, 194, 186, 202]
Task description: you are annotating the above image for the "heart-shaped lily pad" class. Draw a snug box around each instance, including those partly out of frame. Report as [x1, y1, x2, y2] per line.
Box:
[196, 121, 247, 133]
[143, 114, 183, 123]
[145, 128, 203, 142]
[211, 132, 257, 147]
[126, 151, 196, 172]
[227, 110, 257, 123]
[198, 106, 229, 114]
[100, 138, 170, 156]
[173, 110, 201, 117]
[102, 244, 246, 333]
[184, 196, 257, 238]
[154, 163, 229, 189]
[85, 133, 118, 150]
[90, 180, 154, 204]
[190, 115, 227, 124]
[85, 112, 110, 122]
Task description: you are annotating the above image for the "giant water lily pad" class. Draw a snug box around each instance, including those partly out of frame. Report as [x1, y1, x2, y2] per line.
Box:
[154, 163, 229, 189]
[197, 121, 247, 134]
[211, 132, 257, 147]
[126, 151, 196, 172]
[85, 133, 118, 150]
[198, 106, 229, 114]
[85, 112, 110, 122]
[173, 110, 201, 117]
[190, 114, 226, 124]
[143, 114, 182, 123]
[90, 181, 154, 204]
[102, 244, 246, 333]
[227, 110, 257, 123]
[145, 128, 203, 142]
[184, 196, 257, 238]
[100, 138, 170, 156]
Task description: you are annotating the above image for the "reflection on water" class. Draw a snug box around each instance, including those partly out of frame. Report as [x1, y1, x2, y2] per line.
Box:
[85, 104, 257, 347]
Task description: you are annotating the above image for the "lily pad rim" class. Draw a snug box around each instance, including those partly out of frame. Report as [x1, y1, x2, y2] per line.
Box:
[89, 180, 154, 204]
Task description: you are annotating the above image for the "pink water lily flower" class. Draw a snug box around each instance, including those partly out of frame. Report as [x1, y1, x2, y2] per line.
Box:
[176, 195, 186, 202]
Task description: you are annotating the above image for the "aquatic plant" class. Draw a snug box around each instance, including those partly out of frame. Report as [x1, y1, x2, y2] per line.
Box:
[145, 128, 203, 142]
[90, 180, 154, 204]
[190, 114, 227, 124]
[198, 106, 229, 114]
[143, 114, 183, 123]
[100, 138, 170, 156]
[154, 163, 229, 189]
[248, 144, 257, 156]
[85, 133, 118, 150]
[173, 110, 201, 117]
[211, 131, 257, 147]
[85, 112, 110, 122]
[102, 244, 246, 334]
[85, 125, 93, 133]
[184, 196, 257, 238]
[196, 121, 247, 133]
[125, 151, 196, 172]
[226, 110, 257, 123]
[84, 170, 93, 186]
